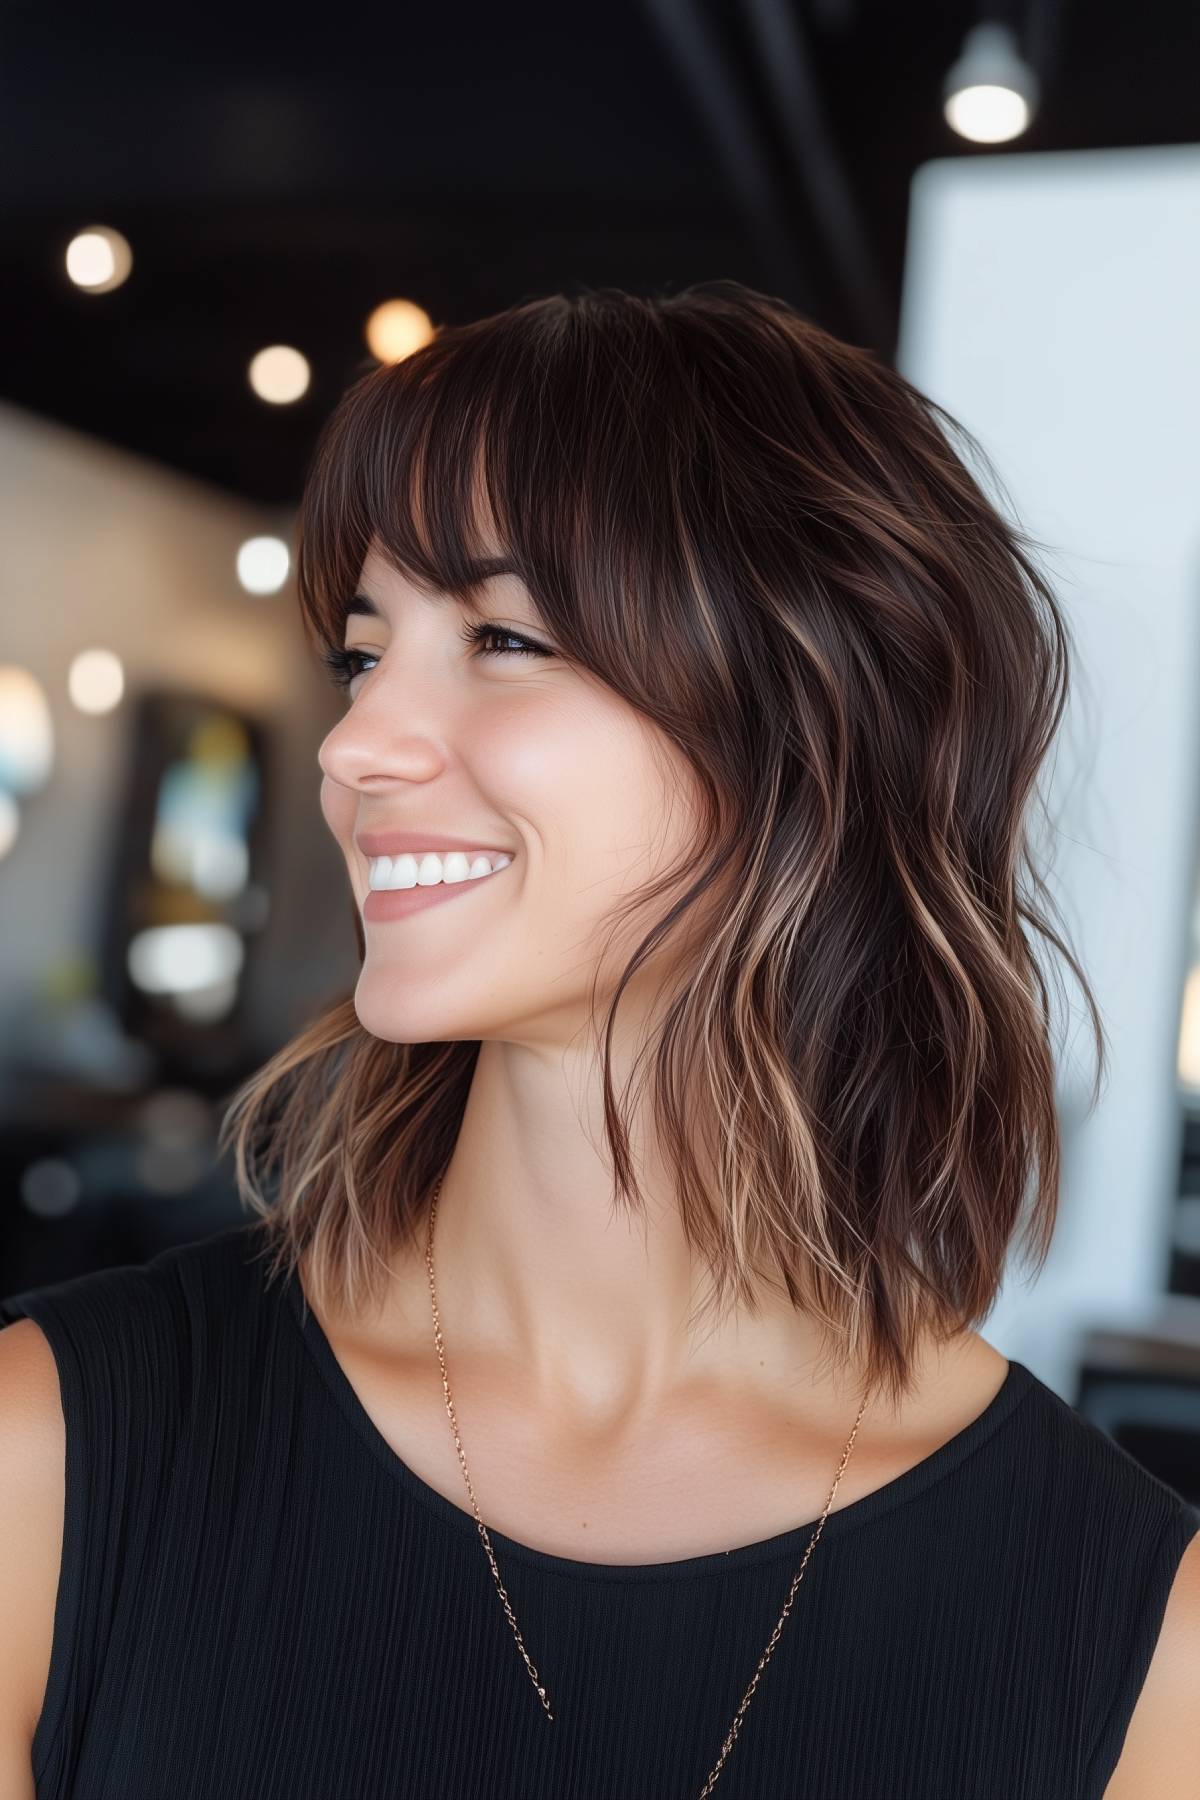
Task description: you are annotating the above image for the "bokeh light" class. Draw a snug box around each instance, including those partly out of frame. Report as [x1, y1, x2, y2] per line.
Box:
[236, 535, 290, 594]
[65, 224, 133, 293]
[365, 298, 436, 364]
[248, 344, 311, 403]
[68, 648, 124, 714]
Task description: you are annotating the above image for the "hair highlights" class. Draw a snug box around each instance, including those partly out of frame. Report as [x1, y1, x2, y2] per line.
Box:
[218, 280, 1105, 1410]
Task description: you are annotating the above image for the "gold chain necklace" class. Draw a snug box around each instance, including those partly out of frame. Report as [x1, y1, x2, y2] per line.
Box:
[424, 1173, 870, 1796]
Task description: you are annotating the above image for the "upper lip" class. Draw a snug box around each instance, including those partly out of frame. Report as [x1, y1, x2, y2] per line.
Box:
[354, 829, 516, 859]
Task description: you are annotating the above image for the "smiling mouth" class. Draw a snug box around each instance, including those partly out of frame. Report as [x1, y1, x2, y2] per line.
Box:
[363, 848, 515, 893]
[359, 852, 515, 919]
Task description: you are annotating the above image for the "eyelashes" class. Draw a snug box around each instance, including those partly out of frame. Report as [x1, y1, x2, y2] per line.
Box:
[319, 620, 553, 690]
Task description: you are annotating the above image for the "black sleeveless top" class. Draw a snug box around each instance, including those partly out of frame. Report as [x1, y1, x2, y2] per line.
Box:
[2, 1222, 1196, 1800]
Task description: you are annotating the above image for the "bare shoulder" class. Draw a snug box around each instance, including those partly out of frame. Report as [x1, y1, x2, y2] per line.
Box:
[0, 1316, 65, 1797]
[1103, 1525, 1200, 1798]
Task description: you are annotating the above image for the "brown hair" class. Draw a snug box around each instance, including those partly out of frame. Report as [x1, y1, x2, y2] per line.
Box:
[218, 279, 1105, 1409]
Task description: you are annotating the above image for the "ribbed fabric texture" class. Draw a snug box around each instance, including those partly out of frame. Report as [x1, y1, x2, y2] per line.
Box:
[2, 1222, 1196, 1800]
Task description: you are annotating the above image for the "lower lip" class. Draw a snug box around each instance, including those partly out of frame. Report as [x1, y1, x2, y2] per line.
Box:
[362, 861, 512, 923]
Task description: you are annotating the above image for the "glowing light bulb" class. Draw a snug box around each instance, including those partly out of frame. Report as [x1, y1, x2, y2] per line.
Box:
[943, 24, 1039, 145]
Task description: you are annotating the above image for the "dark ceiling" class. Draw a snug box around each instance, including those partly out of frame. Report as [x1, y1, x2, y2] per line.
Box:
[2, 0, 1197, 508]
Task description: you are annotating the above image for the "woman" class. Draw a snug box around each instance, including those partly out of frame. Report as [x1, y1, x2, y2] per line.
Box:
[2, 281, 1197, 1800]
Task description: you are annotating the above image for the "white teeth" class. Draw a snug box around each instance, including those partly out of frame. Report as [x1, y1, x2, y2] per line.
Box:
[367, 851, 513, 891]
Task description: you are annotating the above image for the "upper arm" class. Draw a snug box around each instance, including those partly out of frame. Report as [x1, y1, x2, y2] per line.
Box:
[0, 1317, 67, 1800]
[1103, 1526, 1200, 1798]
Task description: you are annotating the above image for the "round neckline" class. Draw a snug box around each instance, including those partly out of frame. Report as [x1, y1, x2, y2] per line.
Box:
[278, 1245, 1035, 1585]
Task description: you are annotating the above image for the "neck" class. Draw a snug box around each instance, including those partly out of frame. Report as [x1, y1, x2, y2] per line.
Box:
[417, 1038, 860, 1438]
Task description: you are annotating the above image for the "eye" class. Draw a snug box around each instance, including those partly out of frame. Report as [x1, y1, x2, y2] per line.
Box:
[459, 621, 553, 661]
[319, 622, 553, 691]
[319, 646, 378, 689]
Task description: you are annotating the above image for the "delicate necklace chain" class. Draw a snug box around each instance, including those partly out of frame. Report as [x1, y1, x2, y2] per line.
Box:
[423, 1172, 869, 1797]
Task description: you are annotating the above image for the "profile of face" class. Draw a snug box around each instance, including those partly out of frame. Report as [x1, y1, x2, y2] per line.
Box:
[317, 541, 709, 1052]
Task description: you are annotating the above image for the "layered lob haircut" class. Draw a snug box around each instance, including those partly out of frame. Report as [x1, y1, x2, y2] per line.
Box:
[220, 280, 1104, 1408]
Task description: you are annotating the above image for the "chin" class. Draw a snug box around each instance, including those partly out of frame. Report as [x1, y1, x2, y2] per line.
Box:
[351, 974, 482, 1047]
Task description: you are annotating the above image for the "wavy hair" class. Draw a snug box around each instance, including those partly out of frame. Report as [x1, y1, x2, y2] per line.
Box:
[218, 279, 1105, 1409]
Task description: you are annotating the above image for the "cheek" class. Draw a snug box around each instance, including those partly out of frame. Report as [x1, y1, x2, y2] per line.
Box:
[478, 701, 634, 854]
[482, 702, 698, 912]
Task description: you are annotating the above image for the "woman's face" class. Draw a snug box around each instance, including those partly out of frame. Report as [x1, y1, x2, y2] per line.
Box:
[317, 542, 707, 1048]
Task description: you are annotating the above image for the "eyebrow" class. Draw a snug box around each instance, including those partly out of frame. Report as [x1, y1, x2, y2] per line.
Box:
[346, 556, 522, 620]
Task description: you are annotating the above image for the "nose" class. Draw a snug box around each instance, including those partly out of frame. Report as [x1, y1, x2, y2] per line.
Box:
[317, 696, 448, 791]
[318, 733, 447, 796]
